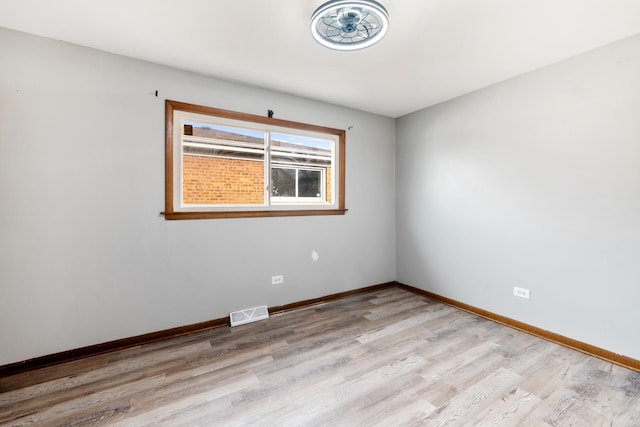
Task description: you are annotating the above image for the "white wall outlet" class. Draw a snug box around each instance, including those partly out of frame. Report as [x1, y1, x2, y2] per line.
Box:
[513, 286, 530, 299]
[272, 275, 284, 285]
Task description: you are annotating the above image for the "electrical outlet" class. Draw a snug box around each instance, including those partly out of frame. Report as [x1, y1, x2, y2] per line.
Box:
[272, 275, 284, 285]
[513, 286, 530, 299]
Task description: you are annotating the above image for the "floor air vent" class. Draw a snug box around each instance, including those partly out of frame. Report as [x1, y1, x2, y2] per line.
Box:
[230, 305, 269, 327]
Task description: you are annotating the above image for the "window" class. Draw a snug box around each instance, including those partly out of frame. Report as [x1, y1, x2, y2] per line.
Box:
[271, 167, 324, 200]
[163, 100, 346, 219]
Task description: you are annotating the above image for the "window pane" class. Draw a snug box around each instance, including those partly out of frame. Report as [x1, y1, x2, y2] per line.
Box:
[299, 170, 322, 198]
[271, 168, 296, 197]
[182, 121, 265, 205]
[270, 132, 333, 203]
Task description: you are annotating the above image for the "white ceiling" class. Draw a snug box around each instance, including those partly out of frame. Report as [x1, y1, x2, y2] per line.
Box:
[1, 0, 639, 118]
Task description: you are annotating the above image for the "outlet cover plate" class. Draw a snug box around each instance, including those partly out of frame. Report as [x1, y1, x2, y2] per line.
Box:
[514, 286, 530, 299]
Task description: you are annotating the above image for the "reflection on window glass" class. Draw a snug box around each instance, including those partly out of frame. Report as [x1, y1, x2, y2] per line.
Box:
[270, 133, 333, 150]
[272, 168, 296, 197]
[299, 170, 321, 197]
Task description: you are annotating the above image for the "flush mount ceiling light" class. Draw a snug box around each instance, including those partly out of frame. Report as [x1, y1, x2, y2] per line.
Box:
[311, 0, 389, 51]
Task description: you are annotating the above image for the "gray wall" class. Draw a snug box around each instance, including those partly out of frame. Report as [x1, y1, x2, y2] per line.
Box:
[3, 24, 640, 367]
[0, 28, 396, 365]
[396, 34, 640, 360]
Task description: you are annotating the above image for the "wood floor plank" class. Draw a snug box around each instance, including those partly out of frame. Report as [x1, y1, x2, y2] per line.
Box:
[2, 287, 640, 426]
[420, 350, 508, 409]
[226, 374, 347, 426]
[421, 367, 523, 426]
[5, 375, 166, 426]
[356, 307, 455, 345]
[304, 355, 431, 425]
[469, 387, 540, 425]
[112, 374, 255, 426]
[0, 354, 112, 393]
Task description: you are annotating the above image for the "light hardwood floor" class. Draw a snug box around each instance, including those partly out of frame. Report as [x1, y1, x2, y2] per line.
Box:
[1, 287, 640, 426]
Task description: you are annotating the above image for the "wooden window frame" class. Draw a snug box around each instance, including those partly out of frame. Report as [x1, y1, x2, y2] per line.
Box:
[162, 100, 346, 220]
